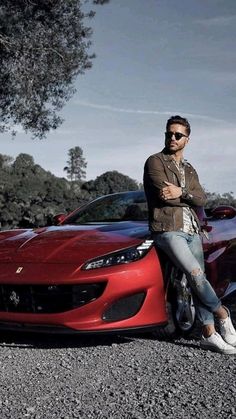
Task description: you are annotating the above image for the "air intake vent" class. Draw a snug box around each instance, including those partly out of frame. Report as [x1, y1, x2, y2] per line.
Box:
[0, 283, 107, 314]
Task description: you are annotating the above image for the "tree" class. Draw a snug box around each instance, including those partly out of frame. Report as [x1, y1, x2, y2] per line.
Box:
[0, 154, 13, 168]
[82, 170, 140, 197]
[12, 153, 35, 175]
[206, 191, 236, 209]
[64, 146, 87, 181]
[0, 149, 235, 230]
[0, 0, 109, 139]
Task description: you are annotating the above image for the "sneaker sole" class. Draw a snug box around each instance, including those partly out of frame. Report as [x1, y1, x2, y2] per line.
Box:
[221, 336, 236, 347]
[200, 342, 236, 355]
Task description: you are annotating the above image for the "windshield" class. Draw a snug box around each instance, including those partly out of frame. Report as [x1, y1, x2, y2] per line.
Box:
[63, 191, 148, 225]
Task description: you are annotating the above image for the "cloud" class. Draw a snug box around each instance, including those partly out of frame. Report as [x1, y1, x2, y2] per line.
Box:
[49, 128, 77, 136]
[74, 100, 228, 124]
[7, 124, 77, 137]
[195, 15, 236, 26]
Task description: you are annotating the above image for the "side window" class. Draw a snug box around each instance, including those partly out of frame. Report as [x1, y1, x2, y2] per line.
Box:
[122, 203, 148, 220]
[66, 192, 148, 224]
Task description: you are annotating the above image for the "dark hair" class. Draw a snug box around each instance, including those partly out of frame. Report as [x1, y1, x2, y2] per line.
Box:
[166, 115, 191, 136]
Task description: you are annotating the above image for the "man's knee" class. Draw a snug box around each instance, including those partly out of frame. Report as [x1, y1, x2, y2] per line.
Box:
[189, 268, 206, 289]
[191, 268, 203, 277]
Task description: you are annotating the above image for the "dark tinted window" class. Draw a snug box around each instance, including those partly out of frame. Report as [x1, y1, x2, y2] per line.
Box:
[64, 192, 148, 224]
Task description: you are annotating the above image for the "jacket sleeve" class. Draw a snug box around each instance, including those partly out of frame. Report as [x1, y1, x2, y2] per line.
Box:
[181, 167, 207, 207]
[144, 155, 182, 206]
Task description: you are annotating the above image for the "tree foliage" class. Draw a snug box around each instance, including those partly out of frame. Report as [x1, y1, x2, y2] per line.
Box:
[0, 149, 234, 230]
[0, 154, 13, 168]
[0, 153, 139, 229]
[64, 146, 87, 181]
[0, 153, 89, 229]
[205, 191, 236, 209]
[82, 170, 140, 198]
[0, 0, 109, 138]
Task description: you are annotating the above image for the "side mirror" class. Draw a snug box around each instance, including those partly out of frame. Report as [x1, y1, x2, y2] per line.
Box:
[211, 206, 236, 220]
[53, 213, 67, 225]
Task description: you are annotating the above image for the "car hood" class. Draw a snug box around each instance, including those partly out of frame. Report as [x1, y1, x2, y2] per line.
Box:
[0, 222, 149, 264]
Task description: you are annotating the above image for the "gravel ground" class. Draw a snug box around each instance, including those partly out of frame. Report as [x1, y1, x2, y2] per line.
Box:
[0, 321, 236, 419]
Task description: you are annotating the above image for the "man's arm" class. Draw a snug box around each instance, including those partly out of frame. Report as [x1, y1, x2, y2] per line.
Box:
[144, 155, 182, 205]
[161, 181, 182, 200]
[162, 180, 207, 206]
[145, 156, 207, 207]
[180, 168, 207, 207]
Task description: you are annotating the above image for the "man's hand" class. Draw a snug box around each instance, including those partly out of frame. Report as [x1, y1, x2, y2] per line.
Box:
[160, 181, 182, 200]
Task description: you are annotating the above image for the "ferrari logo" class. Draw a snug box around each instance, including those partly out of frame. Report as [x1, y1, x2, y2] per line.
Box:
[9, 291, 20, 307]
[16, 267, 23, 274]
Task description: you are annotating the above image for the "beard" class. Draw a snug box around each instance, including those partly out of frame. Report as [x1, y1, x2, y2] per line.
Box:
[165, 140, 186, 153]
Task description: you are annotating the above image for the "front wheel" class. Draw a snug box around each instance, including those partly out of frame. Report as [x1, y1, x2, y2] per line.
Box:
[153, 272, 196, 339]
[172, 273, 196, 336]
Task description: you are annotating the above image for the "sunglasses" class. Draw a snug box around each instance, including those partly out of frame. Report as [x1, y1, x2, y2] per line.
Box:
[165, 131, 188, 141]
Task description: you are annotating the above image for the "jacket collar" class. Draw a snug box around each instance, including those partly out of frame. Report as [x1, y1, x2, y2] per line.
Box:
[161, 148, 190, 166]
[160, 148, 193, 186]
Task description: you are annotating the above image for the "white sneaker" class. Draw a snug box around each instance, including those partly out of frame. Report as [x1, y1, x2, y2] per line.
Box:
[200, 332, 236, 355]
[219, 306, 236, 347]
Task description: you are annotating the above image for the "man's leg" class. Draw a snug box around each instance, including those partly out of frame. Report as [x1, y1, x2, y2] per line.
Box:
[187, 233, 229, 336]
[188, 233, 236, 346]
[153, 231, 221, 326]
[153, 231, 236, 353]
[184, 233, 228, 320]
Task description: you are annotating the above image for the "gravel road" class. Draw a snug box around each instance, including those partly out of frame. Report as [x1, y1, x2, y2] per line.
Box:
[0, 321, 236, 419]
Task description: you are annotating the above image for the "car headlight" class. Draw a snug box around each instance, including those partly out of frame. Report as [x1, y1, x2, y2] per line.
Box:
[82, 239, 154, 270]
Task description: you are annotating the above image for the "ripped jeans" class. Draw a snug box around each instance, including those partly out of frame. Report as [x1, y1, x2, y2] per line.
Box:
[152, 231, 221, 325]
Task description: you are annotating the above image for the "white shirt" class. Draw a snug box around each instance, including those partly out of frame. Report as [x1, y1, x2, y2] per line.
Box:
[172, 158, 199, 235]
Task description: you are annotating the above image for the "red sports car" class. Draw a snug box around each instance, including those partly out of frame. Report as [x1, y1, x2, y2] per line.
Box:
[0, 191, 235, 336]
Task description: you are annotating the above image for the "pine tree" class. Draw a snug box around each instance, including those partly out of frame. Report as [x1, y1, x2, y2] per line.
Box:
[64, 146, 87, 182]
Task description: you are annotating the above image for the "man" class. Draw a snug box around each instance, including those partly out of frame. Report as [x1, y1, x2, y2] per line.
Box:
[143, 115, 236, 354]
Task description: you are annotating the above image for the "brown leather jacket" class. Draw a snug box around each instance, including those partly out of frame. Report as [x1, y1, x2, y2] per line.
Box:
[143, 149, 207, 232]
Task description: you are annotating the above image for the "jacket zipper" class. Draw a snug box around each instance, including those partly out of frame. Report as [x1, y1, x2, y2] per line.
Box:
[173, 211, 176, 230]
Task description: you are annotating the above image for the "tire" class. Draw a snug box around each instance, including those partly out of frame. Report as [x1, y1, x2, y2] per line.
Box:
[152, 302, 178, 340]
[171, 273, 196, 336]
[153, 271, 196, 340]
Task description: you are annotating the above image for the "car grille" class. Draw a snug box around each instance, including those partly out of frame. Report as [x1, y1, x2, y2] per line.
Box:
[0, 283, 107, 314]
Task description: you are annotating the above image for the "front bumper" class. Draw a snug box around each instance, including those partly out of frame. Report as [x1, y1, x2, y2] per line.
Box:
[0, 248, 167, 332]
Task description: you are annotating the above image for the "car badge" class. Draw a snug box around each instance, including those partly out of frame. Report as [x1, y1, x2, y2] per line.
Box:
[9, 291, 20, 307]
[16, 267, 23, 274]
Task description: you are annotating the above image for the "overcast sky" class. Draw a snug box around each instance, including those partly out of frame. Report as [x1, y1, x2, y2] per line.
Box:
[1, 0, 236, 194]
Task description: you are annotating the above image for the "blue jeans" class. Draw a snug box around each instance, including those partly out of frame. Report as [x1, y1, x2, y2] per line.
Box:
[152, 231, 221, 325]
